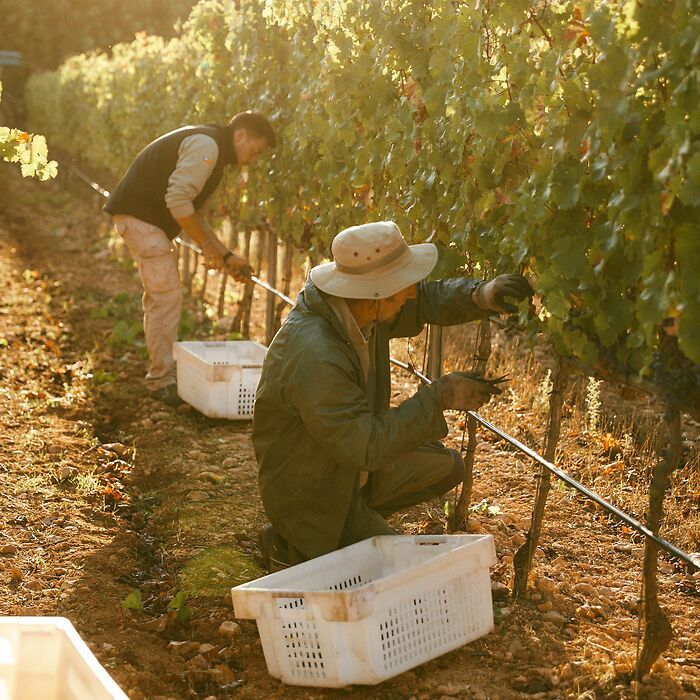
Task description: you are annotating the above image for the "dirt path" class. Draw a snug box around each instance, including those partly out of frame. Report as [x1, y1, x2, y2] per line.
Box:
[0, 164, 698, 700]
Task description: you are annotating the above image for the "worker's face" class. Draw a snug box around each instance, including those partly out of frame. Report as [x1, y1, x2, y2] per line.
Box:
[374, 284, 417, 323]
[233, 130, 269, 165]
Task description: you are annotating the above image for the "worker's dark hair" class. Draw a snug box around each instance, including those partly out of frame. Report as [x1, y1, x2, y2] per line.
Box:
[229, 111, 276, 148]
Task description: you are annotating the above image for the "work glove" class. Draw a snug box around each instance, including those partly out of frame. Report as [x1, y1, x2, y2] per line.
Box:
[472, 274, 535, 314]
[433, 371, 503, 412]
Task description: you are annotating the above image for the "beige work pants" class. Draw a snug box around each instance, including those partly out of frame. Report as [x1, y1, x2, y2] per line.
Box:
[114, 215, 182, 391]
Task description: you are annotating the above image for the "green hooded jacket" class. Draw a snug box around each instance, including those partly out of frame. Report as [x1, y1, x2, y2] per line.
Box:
[252, 277, 489, 558]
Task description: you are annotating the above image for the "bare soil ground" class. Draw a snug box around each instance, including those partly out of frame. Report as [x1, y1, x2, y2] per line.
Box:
[0, 164, 698, 700]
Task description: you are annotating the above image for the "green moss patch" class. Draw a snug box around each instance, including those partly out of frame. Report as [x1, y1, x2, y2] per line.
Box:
[180, 546, 264, 598]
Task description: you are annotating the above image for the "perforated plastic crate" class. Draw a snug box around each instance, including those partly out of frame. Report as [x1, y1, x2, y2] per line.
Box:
[231, 534, 496, 687]
[0, 617, 127, 699]
[173, 340, 267, 419]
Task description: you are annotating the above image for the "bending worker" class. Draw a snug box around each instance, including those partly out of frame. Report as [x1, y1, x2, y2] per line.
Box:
[253, 221, 534, 571]
[105, 112, 275, 405]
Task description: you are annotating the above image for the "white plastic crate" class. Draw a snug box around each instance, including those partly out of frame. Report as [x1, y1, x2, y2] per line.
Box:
[0, 617, 127, 700]
[174, 340, 267, 419]
[231, 534, 496, 687]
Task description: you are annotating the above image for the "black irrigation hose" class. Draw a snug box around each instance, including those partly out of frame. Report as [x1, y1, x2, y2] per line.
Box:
[389, 358, 700, 572]
[71, 167, 700, 572]
[68, 163, 111, 199]
[173, 236, 295, 305]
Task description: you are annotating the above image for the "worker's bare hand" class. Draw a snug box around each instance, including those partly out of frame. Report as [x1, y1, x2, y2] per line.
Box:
[224, 253, 253, 282]
[433, 371, 502, 412]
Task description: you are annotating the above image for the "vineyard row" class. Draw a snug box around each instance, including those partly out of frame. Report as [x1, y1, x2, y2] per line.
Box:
[24, 0, 700, 385]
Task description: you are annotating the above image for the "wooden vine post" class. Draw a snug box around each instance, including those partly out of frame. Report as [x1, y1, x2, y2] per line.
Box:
[193, 251, 201, 296]
[216, 215, 236, 317]
[273, 239, 294, 330]
[635, 406, 682, 679]
[450, 318, 492, 531]
[217, 269, 228, 318]
[264, 225, 279, 345]
[427, 325, 443, 379]
[513, 358, 572, 598]
[306, 249, 320, 278]
[244, 228, 264, 337]
[178, 235, 199, 297]
[232, 227, 254, 335]
[181, 243, 192, 294]
[199, 258, 210, 300]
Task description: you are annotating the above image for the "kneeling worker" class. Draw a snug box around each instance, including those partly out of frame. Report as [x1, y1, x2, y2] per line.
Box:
[253, 221, 533, 571]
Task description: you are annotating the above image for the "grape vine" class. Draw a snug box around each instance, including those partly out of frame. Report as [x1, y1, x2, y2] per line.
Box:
[1, 82, 57, 180]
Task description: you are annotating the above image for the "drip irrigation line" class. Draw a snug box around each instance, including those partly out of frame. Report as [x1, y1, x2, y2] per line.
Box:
[174, 236, 295, 306]
[174, 236, 201, 253]
[67, 163, 111, 199]
[390, 356, 699, 572]
[472, 414, 698, 571]
[251, 274, 294, 306]
[71, 169, 699, 572]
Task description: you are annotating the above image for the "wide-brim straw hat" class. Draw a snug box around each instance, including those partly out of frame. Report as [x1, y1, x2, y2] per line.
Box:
[310, 221, 437, 299]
